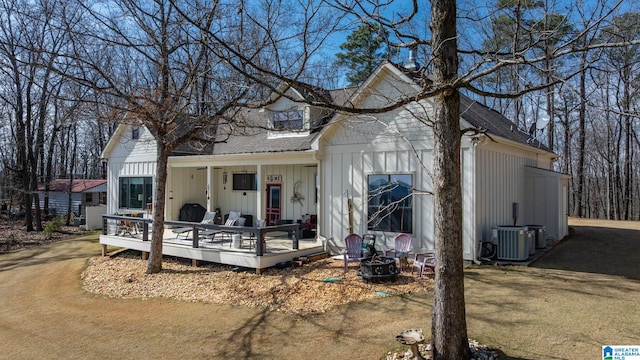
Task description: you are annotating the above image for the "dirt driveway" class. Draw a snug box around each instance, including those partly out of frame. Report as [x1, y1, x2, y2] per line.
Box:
[1, 218, 639, 359]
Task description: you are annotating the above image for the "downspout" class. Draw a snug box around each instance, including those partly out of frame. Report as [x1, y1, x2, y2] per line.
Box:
[473, 239, 482, 265]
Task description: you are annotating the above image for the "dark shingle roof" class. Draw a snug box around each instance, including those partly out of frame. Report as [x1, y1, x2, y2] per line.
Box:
[173, 86, 359, 157]
[169, 64, 550, 157]
[211, 108, 321, 156]
[459, 95, 550, 152]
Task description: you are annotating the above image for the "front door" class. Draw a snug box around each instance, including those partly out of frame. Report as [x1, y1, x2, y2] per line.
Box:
[266, 184, 281, 226]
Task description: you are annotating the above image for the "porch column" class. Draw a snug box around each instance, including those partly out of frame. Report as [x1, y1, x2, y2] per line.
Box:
[256, 164, 263, 221]
[206, 166, 212, 211]
[166, 165, 173, 220]
[315, 158, 322, 241]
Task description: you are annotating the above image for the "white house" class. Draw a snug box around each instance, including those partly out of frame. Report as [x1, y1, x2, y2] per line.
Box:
[100, 62, 569, 263]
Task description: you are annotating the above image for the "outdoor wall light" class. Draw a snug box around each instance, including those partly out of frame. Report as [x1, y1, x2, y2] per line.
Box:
[223, 172, 228, 184]
[169, 190, 173, 199]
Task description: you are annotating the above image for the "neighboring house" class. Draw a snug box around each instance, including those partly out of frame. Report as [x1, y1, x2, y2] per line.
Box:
[100, 61, 569, 262]
[38, 179, 107, 217]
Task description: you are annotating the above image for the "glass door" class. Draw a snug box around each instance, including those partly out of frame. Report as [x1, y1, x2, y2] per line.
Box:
[266, 184, 281, 226]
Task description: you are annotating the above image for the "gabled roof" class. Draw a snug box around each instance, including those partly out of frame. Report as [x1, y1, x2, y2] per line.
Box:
[272, 81, 334, 104]
[316, 62, 552, 155]
[183, 86, 358, 156]
[38, 179, 107, 193]
[459, 95, 550, 152]
[211, 108, 319, 155]
[103, 63, 551, 160]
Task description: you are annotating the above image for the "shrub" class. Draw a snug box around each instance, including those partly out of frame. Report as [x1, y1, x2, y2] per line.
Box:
[42, 216, 65, 239]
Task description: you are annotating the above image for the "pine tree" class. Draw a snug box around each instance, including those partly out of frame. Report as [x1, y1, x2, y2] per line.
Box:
[334, 22, 388, 86]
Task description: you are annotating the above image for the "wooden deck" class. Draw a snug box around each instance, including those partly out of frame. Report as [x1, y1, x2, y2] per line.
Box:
[99, 215, 324, 274]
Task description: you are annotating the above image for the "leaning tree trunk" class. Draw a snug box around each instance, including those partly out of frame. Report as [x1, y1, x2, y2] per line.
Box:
[430, 0, 471, 359]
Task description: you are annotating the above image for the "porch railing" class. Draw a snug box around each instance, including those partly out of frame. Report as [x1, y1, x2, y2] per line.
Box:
[101, 214, 299, 256]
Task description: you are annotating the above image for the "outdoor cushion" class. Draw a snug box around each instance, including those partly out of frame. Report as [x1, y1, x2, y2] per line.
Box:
[228, 211, 241, 221]
[172, 211, 216, 238]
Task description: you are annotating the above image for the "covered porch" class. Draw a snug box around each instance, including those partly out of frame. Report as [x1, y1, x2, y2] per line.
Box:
[165, 153, 319, 233]
[100, 215, 325, 274]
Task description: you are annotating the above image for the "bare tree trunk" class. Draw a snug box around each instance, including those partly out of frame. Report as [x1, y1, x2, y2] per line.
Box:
[430, 0, 470, 358]
[615, 119, 623, 220]
[576, 51, 587, 218]
[66, 124, 78, 226]
[147, 141, 168, 274]
[545, 56, 555, 153]
[24, 67, 36, 231]
[44, 116, 60, 213]
[9, 60, 31, 229]
[622, 83, 631, 220]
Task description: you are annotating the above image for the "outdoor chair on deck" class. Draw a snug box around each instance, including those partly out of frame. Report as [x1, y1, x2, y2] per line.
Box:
[203, 218, 237, 244]
[342, 234, 364, 273]
[247, 219, 266, 250]
[411, 251, 436, 278]
[172, 211, 216, 239]
[383, 233, 413, 271]
[117, 217, 140, 236]
[228, 217, 246, 247]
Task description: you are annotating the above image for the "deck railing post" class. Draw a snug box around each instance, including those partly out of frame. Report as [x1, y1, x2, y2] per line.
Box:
[292, 225, 299, 250]
[256, 229, 264, 256]
[102, 217, 107, 235]
[142, 221, 149, 241]
[192, 227, 199, 248]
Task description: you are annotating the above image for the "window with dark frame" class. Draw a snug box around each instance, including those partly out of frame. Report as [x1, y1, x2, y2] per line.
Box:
[118, 177, 153, 209]
[232, 173, 257, 191]
[132, 124, 140, 140]
[367, 174, 413, 233]
[270, 110, 304, 131]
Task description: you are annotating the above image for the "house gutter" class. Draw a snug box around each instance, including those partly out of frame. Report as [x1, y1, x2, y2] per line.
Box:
[168, 150, 318, 167]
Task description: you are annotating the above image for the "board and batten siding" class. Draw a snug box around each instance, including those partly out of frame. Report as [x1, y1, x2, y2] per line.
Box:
[320, 142, 479, 259]
[259, 164, 317, 222]
[317, 68, 478, 259]
[523, 166, 570, 240]
[105, 125, 158, 215]
[106, 161, 157, 214]
[474, 144, 540, 245]
[165, 163, 318, 225]
[319, 97, 443, 254]
[166, 166, 208, 221]
[461, 145, 477, 260]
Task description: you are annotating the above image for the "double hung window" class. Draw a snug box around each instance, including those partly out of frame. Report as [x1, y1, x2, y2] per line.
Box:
[367, 174, 413, 233]
[270, 110, 304, 131]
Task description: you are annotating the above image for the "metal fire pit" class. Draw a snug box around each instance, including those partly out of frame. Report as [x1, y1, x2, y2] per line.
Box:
[357, 255, 400, 282]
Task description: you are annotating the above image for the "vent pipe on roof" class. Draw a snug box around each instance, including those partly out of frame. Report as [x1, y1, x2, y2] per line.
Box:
[404, 47, 420, 71]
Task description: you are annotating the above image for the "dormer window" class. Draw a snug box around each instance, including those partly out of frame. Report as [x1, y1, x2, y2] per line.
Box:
[271, 110, 304, 131]
[131, 124, 140, 140]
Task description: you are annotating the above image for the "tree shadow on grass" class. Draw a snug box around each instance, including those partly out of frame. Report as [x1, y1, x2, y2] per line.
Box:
[0, 236, 100, 272]
[530, 225, 640, 280]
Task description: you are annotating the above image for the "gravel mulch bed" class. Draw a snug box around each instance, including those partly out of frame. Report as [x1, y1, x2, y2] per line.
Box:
[82, 250, 434, 315]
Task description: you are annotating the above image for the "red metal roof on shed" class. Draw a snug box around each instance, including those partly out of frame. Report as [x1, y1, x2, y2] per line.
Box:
[38, 179, 107, 193]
